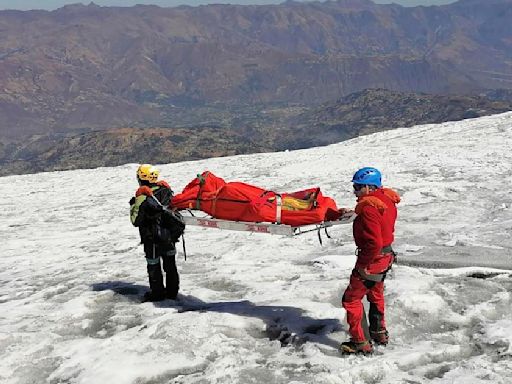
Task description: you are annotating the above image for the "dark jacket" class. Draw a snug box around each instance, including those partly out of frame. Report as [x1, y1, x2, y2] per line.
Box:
[130, 181, 174, 244]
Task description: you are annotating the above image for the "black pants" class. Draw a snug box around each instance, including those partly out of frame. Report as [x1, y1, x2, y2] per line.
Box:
[143, 242, 179, 299]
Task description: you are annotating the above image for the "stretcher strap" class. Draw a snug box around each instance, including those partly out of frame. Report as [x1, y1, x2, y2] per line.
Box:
[195, 172, 209, 210]
[275, 194, 282, 224]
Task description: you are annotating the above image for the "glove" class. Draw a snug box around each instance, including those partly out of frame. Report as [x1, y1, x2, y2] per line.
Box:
[338, 208, 355, 217]
[129, 197, 135, 205]
[339, 207, 354, 215]
[136, 186, 153, 197]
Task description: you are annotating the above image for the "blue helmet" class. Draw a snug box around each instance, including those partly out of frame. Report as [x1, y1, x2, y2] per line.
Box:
[352, 167, 382, 188]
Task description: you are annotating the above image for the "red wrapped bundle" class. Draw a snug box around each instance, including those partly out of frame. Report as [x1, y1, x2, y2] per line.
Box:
[171, 171, 341, 226]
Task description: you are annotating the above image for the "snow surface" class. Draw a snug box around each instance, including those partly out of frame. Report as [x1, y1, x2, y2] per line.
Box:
[1, 112, 512, 383]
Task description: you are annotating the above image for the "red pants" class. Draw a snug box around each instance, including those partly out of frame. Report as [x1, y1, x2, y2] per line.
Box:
[342, 271, 387, 342]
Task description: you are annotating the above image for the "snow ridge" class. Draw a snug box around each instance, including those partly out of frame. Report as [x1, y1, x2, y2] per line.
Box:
[1, 112, 511, 383]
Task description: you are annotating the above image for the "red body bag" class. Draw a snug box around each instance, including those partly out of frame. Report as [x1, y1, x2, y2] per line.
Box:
[171, 171, 340, 226]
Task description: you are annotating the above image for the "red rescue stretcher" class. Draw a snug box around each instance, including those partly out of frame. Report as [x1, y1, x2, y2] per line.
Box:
[171, 171, 355, 242]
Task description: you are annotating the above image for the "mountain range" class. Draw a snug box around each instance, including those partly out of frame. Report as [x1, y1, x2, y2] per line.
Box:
[1, 0, 511, 142]
[1, 88, 510, 176]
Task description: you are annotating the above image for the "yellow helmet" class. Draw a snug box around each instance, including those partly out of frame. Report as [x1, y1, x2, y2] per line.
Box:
[136, 164, 159, 183]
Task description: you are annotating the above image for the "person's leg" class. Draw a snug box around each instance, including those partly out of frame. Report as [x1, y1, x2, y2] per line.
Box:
[341, 273, 374, 354]
[367, 281, 388, 345]
[143, 242, 165, 302]
[342, 273, 370, 343]
[161, 245, 179, 299]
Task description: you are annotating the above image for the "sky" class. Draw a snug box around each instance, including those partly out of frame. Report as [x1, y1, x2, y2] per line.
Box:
[0, 0, 458, 11]
[1, 112, 511, 383]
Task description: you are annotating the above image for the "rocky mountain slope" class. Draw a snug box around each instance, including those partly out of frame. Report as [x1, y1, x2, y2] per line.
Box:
[278, 88, 512, 148]
[2, 89, 510, 176]
[0, 0, 511, 140]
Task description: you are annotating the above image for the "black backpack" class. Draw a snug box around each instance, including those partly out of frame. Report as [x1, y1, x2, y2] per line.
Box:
[147, 189, 186, 244]
[158, 208, 186, 243]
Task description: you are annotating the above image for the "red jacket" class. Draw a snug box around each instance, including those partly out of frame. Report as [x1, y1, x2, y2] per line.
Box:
[353, 188, 400, 274]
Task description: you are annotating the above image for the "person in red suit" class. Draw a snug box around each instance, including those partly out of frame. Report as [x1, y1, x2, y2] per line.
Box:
[340, 167, 400, 354]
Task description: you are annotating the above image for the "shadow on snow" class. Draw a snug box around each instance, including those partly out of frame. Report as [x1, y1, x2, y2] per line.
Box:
[91, 281, 344, 349]
[91, 280, 147, 303]
[168, 294, 343, 349]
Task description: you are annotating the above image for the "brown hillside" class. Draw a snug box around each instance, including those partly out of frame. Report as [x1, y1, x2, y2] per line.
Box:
[0, 0, 511, 140]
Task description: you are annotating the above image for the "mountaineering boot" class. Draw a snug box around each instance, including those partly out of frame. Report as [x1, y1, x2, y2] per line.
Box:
[340, 340, 374, 355]
[165, 288, 178, 300]
[370, 330, 389, 346]
[142, 290, 166, 302]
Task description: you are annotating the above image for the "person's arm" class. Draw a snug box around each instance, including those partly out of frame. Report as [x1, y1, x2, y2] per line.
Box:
[130, 195, 147, 226]
[357, 206, 383, 268]
[130, 186, 161, 226]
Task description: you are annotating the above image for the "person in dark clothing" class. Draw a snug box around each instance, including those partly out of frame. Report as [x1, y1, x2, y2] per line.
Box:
[340, 167, 400, 355]
[130, 164, 180, 302]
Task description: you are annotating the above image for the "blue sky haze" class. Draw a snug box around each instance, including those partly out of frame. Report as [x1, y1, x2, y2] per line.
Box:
[0, 0, 458, 11]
